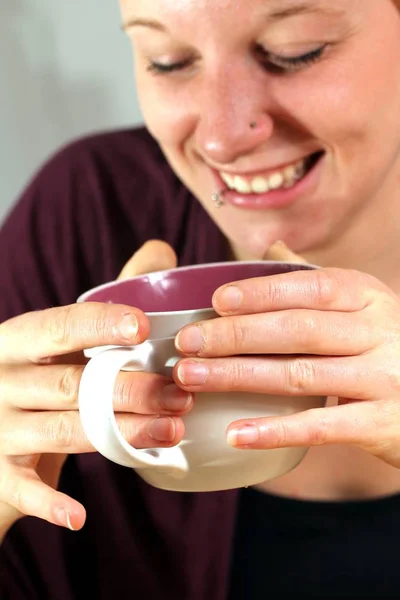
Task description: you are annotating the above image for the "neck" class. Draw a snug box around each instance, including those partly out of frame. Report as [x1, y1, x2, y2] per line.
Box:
[231, 188, 400, 295]
[305, 191, 400, 294]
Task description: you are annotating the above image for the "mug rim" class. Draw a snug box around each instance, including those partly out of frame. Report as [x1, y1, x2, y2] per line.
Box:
[77, 259, 318, 317]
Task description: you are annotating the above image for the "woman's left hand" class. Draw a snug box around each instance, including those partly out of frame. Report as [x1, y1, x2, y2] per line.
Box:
[174, 259, 400, 468]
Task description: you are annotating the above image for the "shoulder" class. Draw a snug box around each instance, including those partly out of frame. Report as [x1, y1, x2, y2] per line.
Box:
[0, 126, 193, 316]
[52, 126, 166, 170]
[3, 125, 183, 237]
[31, 125, 171, 194]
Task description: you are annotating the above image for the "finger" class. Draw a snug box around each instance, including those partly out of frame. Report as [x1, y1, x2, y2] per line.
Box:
[0, 302, 150, 364]
[2, 364, 193, 415]
[117, 240, 177, 280]
[174, 354, 382, 401]
[175, 310, 380, 358]
[113, 373, 192, 416]
[0, 409, 185, 455]
[225, 398, 400, 464]
[0, 463, 86, 530]
[212, 267, 387, 316]
[41, 351, 88, 365]
[263, 240, 308, 264]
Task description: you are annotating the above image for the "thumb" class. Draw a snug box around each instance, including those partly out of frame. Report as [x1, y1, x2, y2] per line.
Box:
[117, 240, 178, 280]
[263, 240, 308, 264]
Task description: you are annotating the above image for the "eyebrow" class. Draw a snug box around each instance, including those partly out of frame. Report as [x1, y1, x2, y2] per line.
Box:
[266, 1, 345, 21]
[122, 2, 345, 32]
[122, 18, 167, 32]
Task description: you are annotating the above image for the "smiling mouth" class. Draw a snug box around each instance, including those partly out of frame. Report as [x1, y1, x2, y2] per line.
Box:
[218, 151, 324, 195]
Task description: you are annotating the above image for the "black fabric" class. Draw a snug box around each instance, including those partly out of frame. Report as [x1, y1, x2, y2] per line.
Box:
[228, 486, 400, 599]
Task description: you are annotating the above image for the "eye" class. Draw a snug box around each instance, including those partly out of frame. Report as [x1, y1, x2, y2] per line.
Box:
[146, 58, 193, 75]
[257, 45, 327, 74]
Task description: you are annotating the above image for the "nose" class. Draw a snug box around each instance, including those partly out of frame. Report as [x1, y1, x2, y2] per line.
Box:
[195, 67, 274, 165]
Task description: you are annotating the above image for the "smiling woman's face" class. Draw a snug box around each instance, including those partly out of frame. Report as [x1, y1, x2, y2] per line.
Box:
[120, 0, 400, 260]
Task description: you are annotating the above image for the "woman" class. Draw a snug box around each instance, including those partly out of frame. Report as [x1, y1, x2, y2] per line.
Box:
[2, 0, 400, 597]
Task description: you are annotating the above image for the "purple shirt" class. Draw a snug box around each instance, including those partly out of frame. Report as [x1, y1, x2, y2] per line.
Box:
[4, 127, 400, 600]
[0, 128, 238, 599]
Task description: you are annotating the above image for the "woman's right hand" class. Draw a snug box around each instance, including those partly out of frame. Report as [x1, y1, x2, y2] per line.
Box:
[0, 241, 192, 537]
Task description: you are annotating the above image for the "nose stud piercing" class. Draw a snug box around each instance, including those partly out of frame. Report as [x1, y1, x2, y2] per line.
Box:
[212, 190, 226, 208]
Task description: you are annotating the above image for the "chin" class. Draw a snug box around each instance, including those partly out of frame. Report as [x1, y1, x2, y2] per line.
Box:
[222, 225, 283, 260]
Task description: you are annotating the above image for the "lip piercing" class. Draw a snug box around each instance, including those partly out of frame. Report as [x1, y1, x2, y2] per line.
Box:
[212, 190, 226, 208]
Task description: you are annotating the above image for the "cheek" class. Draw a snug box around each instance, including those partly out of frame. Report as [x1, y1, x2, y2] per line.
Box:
[276, 42, 400, 155]
[135, 68, 195, 149]
[274, 66, 371, 150]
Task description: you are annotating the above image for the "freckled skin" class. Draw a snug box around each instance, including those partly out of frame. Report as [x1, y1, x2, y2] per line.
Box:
[121, 0, 400, 276]
[116, 1, 400, 502]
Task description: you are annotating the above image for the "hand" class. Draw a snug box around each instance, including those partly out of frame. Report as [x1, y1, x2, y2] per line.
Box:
[174, 243, 400, 469]
[0, 240, 191, 536]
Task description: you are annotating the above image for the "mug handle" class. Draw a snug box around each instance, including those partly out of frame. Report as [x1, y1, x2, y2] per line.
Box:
[78, 339, 189, 474]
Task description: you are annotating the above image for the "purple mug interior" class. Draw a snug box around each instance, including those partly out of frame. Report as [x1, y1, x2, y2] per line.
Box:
[80, 261, 314, 313]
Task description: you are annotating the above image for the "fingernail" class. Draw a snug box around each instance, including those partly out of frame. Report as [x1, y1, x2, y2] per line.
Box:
[227, 425, 259, 447]
[149, 417, 176, 442]
[177, 362, 208, 386]
[161, 384, 192, 412]
[215, 285, 243, 311]
[176, 326, 205, 354]
[118, 313, 138, 341]
[54, 507, 76, 531]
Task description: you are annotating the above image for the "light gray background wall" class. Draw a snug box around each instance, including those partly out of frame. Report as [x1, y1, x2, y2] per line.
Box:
[0, 0, 144, 223]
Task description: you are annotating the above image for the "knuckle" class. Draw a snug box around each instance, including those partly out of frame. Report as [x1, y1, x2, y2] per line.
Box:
[56, 365, 82, 406]
[312, 269, 338, 307]
[312, 267, 375, 308]
[331, 268, 382, 307]
[207, 318, 246, 355]
[48, 306, 74, 347]
[48, 412, 76, 450]
[384, 319, 400, 345]
[114, 374, 140, 410]
[357, 271, 387, 293]
[92, 307, 112, 340]
[307, 413, 329, 445]
[349, 271, 381, 306]
[286, 358, 316, 394]
[223, 360, 250, 391]
[372, 398, 399, 426]
[262, 280, 282, 307]
[385, 363, 400, 395]
[374, 356, 400, 397]
[272, 420, 290, 447]
[229, 318, 246, 353]
[279, 311, 318, 338]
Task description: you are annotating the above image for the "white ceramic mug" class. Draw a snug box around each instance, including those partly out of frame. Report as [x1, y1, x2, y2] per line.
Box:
[78, 261, 326, 492]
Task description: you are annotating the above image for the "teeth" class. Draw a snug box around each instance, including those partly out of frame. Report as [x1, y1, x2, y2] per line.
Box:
[220, 157, 308, 195]
[220, 173, 235, 189]
[268, 172, 284, 190]
[233, 176, 251, 194]
[284, 165, 296, 181]
[251, 177, 269, 193]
